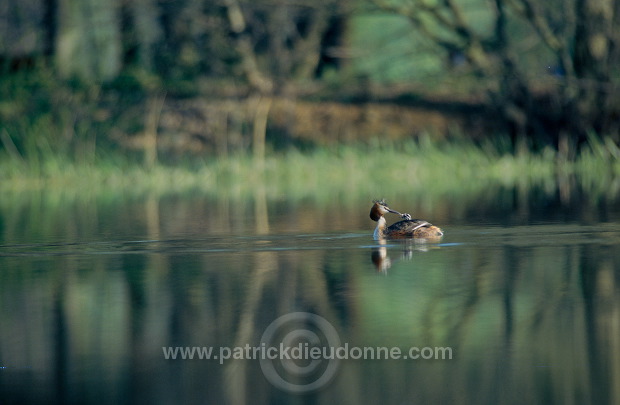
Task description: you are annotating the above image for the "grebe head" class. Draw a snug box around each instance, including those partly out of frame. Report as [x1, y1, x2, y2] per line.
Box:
[370, 200, 400, 240]
[370, 200, 401, 221]
[369, 200, 401, 221]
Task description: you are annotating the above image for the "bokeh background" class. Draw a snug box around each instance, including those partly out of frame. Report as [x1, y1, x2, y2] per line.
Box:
[1, 0, 619, 166]
[1, 1, 620, 405]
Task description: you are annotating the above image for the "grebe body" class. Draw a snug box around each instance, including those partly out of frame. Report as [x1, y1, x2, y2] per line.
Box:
[369, 200, 443, 240]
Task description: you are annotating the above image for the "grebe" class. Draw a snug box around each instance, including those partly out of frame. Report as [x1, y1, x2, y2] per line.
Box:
[369, 200, 443, 240]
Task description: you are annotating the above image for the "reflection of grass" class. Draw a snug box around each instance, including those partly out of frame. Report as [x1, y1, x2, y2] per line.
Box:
[1, 137, 619, 203]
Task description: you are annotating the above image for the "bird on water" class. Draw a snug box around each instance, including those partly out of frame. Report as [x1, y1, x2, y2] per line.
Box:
[369, 200, 443, 240]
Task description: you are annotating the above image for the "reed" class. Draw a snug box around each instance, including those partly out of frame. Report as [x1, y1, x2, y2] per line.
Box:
[1, 136, 618, 203]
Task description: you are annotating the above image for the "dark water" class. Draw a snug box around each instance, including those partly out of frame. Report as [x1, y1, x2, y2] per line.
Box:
[1, 188, 620, 405]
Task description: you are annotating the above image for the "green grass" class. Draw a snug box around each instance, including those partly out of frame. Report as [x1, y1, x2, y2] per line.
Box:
[1, 136, 619, 204]
[2, 70, 618, 205]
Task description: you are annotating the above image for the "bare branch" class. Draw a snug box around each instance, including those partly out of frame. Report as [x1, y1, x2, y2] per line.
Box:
[223, 0, 274, 93]
[518, 0, 563, 51]
[511, 0, 576, 81]
[368, 0, 493, 72]
[441, 0, 475, 41]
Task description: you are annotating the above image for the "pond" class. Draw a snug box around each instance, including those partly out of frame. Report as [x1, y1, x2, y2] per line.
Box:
[0, 185, 619, 405]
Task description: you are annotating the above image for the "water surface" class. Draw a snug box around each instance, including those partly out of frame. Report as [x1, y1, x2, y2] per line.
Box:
[1, 189, 619, 405]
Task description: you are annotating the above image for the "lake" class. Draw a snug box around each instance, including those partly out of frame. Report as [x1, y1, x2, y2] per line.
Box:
[1, 184, 619, 405]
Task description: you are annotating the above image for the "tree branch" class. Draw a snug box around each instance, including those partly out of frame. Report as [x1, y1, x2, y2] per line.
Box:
[223, 0, 273, 93]
[512, 0, 576, 84]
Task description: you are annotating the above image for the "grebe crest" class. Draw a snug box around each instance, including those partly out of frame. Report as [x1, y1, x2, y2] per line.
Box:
[369, 200, 443, 240]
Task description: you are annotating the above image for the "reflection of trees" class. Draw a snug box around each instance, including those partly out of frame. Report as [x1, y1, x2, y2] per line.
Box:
[225, 184, 273, 405]
[1, 196, 619, 404]
[580, 245, 620, 405]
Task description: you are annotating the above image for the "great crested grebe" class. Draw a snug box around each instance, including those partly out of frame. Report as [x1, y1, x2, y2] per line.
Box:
[369, 200, 443, 240]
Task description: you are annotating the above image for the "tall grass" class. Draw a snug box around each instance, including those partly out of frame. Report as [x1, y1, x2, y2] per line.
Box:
[1, 136, 619, 203]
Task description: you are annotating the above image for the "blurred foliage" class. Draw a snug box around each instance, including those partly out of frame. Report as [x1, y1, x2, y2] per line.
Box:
[0, 0, 618, 161]
[364, 0, 619, 149]
[1, 134, 619, 208]
[348, 15, 445, 83]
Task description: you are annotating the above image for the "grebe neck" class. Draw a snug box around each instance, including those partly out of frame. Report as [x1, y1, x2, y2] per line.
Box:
[373, 216, 386, 240]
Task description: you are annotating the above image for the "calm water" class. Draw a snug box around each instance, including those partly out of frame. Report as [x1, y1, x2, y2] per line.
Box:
[1, 187, 619, 405]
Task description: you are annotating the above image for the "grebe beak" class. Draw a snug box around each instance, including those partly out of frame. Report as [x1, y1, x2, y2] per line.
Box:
[386, 207, 402, 216]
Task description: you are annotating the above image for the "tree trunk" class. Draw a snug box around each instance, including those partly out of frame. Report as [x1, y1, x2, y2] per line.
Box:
[55, 0, 121, 81]
[573, 0, 615, 132]
[128, 0, 161, 70]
